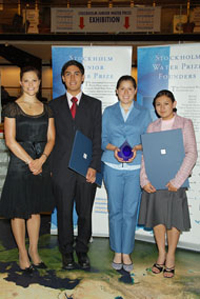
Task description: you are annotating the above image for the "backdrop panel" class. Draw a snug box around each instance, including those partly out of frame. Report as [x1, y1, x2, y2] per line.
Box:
[137, 43, 200, 251]
[51, 46, 132, 236]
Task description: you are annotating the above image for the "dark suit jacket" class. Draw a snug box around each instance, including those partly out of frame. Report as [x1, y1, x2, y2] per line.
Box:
[49, 93, 102, 182]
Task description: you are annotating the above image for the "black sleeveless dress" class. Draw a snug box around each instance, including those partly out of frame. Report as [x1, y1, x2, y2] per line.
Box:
[0, 102, 55, 219]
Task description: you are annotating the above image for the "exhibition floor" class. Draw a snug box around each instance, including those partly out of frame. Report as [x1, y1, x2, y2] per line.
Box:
[0, 232, 200, 299]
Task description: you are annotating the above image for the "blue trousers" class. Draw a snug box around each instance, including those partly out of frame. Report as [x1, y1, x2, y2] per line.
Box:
[103, 164, 141, 254]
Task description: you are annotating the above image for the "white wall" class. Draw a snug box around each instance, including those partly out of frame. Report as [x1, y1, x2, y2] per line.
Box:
[0, 66, 20, 97]
[0, 65, 52, 101]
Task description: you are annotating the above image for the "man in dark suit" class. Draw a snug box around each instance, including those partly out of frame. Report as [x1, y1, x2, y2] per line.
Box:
[49, 60, 102, 270]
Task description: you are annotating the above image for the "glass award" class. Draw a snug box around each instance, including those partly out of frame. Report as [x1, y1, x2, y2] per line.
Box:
[117, 141, 133, 161]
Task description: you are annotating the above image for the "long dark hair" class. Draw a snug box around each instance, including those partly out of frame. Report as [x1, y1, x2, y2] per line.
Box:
[153, 89, 177, 117]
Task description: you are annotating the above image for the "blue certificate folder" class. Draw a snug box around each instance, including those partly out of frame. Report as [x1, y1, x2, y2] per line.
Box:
[141, 129, 189, 190]
[68, 130, 103, 187]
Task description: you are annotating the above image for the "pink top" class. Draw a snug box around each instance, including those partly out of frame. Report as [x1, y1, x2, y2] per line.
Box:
[140, 114, 198, 189]
[161, 116, 175, 131]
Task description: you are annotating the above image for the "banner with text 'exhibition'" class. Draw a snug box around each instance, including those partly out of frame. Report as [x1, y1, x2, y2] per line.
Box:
[137, 43, 200, 251]
[51, 46, 132, 236]
[51, 7, 161, 33]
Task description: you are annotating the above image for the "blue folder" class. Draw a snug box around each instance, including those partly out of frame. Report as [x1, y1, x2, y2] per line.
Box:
[68, 130, 103, 187]
[141, 129, 189, 190]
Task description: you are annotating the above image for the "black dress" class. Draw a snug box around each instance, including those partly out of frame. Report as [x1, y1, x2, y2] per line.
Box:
[0, 102, 55, 219]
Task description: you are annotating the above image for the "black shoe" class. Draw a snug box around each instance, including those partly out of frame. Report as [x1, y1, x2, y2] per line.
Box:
[20, 265, 34, 274]
[62, 253, 75, 270]
[33, 261, 47, 269]
[76, 252, 90, 269]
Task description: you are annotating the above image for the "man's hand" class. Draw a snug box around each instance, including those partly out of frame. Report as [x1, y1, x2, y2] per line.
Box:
[86, 167, 97, 184]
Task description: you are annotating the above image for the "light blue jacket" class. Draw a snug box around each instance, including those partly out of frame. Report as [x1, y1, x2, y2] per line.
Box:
[101, 101, 151, 165]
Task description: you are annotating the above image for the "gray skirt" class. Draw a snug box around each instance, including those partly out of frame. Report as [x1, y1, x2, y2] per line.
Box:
[138, 188, 191, 231]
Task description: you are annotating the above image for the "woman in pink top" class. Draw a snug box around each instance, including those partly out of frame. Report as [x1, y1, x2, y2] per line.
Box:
[138, 90, 197, 278]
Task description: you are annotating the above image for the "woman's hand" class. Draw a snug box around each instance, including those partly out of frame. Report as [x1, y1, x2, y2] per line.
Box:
[166, 182, 178, 192]
[29, 159, 42, 175]
[126, 146, 138, 163]
[143, 183, 156, 193]
[114, 146, 138, 163]
[114, 147, 125, 163]
[29, 154, 47, 175]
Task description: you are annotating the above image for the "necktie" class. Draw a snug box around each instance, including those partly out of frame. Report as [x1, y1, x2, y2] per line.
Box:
[70, 97, 78, 119]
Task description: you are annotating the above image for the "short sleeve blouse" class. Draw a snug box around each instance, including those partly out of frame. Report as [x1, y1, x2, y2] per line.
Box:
[2, 102, 54, 120]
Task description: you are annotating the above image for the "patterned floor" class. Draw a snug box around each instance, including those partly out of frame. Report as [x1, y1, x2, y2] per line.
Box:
[0, 231, 200, 299]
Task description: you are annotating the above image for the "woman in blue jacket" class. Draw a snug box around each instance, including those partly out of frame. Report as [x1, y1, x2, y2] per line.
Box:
[102, 75, 151, 272]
